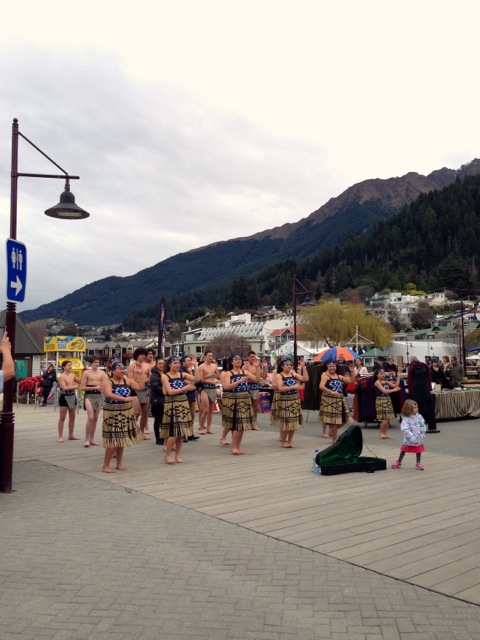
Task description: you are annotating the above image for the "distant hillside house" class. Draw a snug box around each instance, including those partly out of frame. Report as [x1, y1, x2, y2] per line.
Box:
[176, 313, 289, 357]
[366, 291, 447, 324]
[85, 338, 172, 363]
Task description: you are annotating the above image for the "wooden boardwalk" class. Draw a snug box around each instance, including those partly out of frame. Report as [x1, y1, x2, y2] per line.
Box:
[11, 403, 480, 606]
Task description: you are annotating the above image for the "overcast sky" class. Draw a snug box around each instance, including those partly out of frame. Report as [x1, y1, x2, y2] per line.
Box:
[1, 0, 479, 312]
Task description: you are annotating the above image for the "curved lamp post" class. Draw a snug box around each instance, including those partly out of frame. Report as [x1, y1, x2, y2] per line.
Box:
[0, 118, 90, 493]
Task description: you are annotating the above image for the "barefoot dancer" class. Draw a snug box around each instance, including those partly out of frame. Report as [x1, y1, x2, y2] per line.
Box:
[318, 360, 351, 444]
[161, 357, 196, 464]
[57, 361, 81, 442]
[196, 350, 221, 434]
[374, 368, 400, 439]
[127, 347, 152, 439]
[101, 362, 143, 473]
[220, 355, 257, 455]
[80, 357, 107, 447]
[271, 357, 308, 448]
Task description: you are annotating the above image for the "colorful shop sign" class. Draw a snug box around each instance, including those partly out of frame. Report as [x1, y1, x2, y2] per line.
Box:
[44, 336, 86, 352]
[58, 357, 84, 379]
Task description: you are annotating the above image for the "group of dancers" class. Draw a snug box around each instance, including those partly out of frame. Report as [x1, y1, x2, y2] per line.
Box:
[53, 347, 427, 472]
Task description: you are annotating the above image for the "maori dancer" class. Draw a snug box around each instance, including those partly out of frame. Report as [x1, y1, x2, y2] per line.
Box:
[57, 360, 81, 443]
[374, 368, 401, 439]
[319, 360, 351, 444]
[271, 357, 309, 448]
[101, 362, 143, 473]
[161, 356, 196, 464]
[127, 347, 152, 440]
[220, 355, 257, 455]
[80, 356, 107, 448]
[196, 350, 221, 434]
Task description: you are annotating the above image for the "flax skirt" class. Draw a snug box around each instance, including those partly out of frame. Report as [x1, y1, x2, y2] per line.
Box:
[102, 401, 143, 448]
[270, 391, 303, 431]
[222, 391, 254, 431]
[319, 394, 348, 425]
[161, 393, 194, 439]
[375, 395, 395, 420]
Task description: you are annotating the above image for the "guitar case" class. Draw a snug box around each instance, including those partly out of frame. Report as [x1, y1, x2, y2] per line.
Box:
[315, 424, 387, 475]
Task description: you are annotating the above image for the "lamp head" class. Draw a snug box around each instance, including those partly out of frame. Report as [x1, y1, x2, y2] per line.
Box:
[44, 187, 90, 220]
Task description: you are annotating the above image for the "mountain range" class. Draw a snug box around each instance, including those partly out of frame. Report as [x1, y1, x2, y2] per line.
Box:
[20, 159, 480, 326]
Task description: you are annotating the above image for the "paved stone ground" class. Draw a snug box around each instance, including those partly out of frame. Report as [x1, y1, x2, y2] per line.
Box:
[1, 405, 480, 639]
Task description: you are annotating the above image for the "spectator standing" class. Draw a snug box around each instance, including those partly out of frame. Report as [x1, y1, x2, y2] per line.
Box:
[450, 356, 465, 386]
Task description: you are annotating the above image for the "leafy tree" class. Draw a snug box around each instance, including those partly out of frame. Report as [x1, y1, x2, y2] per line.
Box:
[299, 299, 393, 348]
[231, 276, 249, 309]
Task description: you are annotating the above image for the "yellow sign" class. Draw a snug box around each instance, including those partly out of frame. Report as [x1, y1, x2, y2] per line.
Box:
[44, 336, 86, 352]
[58, 358, 84, 380]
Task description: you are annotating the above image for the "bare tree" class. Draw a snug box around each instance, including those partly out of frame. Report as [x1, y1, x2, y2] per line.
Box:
[25, 319, 49, 349]
[204, 333, 252, 360]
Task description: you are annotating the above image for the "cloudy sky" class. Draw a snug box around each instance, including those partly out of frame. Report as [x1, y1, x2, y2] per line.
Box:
[1, 0, 479, 311]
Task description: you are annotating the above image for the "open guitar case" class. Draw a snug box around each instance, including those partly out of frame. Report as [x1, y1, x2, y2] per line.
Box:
[315, 424, 387, 475]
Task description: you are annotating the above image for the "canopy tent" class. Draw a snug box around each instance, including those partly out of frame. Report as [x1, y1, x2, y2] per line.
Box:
[465, 344, 480, 352]
[361, 348, 389, 358]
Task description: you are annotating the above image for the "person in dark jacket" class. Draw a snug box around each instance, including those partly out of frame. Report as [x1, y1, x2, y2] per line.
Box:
[407, 356, 437, 431]
[150, 357, 166, 445]
[41, 364, 57, 406]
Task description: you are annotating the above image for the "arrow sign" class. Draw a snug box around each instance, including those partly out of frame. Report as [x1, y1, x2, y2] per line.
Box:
[6, 239, 27, 303]
[10, 275, 23, 297]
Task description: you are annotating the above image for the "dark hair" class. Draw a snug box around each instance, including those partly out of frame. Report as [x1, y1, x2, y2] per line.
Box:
[204, 350, 213, 357]
[146, 348, 155, 356]
[276, 357, 291, 373]
[248, 351, 256, 357]
[90, 356, 100, 364]
[61, 360, 71, 370]
[155, 356, 165, 365]
[133, 347, 148, 359]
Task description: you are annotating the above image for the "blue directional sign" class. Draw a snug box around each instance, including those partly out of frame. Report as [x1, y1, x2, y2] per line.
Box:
[6, 238, 27, 303]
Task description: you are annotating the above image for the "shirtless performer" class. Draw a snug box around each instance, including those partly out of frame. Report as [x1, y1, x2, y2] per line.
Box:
[80, 357, 108, 447]
[146, 348, 155, 367]
[127, 347, 152, 439]
[244, 351, 262, 430]
[57, 360, 81, 442]
[196, 350, 221, 434]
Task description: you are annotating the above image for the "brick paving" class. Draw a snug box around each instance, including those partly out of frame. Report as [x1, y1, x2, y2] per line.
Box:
[0, 405, 480, 639]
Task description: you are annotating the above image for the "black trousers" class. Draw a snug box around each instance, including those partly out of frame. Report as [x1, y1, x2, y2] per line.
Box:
[151, 403, 165, 440]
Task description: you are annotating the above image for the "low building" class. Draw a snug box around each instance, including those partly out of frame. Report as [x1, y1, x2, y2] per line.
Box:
[0, 310, 43, 378]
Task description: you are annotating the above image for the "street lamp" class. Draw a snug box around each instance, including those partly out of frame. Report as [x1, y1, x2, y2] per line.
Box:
[0, 118, 90, 493]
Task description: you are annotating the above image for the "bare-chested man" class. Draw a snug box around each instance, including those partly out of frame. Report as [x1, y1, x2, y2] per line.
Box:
[127, 347, 152, 439]
[244, 350, 262, 430]
[196, 350, 221, 434]
[80, 357, 108, 447]
[57, 360, 81, 442]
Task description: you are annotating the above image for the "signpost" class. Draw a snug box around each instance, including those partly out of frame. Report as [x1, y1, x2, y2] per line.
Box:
[6, 238, 27, 303]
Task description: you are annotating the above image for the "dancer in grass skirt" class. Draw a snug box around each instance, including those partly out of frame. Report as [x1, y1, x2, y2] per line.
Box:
[161, 357, 196, 464]
[319, 360, 351, 444]
[219, 355, 257, 455]
[271, 357, 309, 448]
[374, 368, 401, 439]
[102, 362, 143, 473]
